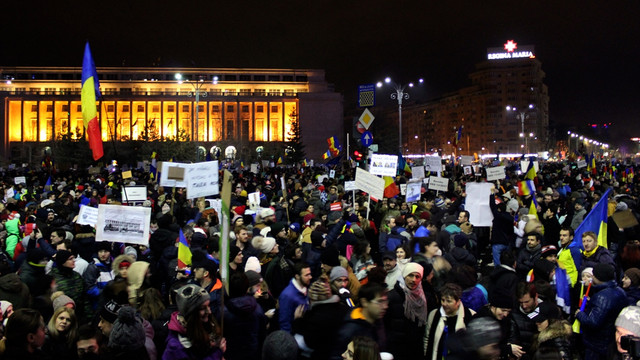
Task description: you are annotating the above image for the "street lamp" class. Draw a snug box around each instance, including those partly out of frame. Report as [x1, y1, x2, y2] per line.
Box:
[506, 104, 534, 154]
[175, 73, 212, 142]
[377, 77, 424, 154]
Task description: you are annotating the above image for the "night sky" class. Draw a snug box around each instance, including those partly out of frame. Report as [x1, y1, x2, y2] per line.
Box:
[3, 1, 639, 146]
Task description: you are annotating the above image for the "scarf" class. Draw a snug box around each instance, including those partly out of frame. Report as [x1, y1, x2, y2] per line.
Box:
[583, 245, 599, 258]
[402, 281, 428, 326]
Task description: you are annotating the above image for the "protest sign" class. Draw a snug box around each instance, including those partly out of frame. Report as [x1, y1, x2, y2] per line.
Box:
[77, 205, 99, 227]
[461, 156, 474, 166]
[329, 170, 336, 178]
[411, 166, 425, 180]
[160, 162, 189, 188]
[96, 204, 151, 245]
[344, 181, 358, 192]
[424, 156, 442, 173]
[405, 180, 422, 202]
[14, 176, 26, 185]
[370, 154, 398, 177]
[185, 161, 219, 199]
[465, 182, 495, 227]
[400, 184, 406, 196]
[121, 186, 147, 202]
[486, 166, 506, 181]
[428, 177, 449, 192]
[355, 168, 385, 200]
[248, 192, 261, 210]
[576, 160, 587, 169]
[521, 160, 540, 173]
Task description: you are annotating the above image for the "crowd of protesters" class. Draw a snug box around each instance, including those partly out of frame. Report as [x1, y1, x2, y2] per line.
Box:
[1, 156, 640, 360]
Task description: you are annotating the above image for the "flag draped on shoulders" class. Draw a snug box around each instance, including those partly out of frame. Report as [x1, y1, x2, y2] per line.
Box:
[81, 42, 104, 161]
[569, 188, 612, 250]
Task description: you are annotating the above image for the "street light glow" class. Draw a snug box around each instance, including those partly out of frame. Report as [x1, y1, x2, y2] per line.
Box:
[376, 82, 383, 88]
[384, 77, 391, 84]
[175, 73, 182, 80]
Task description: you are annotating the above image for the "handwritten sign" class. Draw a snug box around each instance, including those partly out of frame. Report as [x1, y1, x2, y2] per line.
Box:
[77, 205, 99, 227]
[14, 176, 26, 185]
[344, 181, 358, 192]
[428, 176, 449, 192]
[486, 166, 506, 181]
[355, 168, 385, 200]
[185, 161, 220, 199]
[411, 166, 425, 180]
[121, 186, 147, 202]
[424, 156, 442, 173]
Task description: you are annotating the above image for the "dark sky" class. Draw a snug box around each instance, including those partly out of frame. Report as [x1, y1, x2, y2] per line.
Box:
[3, 1, 639, 143]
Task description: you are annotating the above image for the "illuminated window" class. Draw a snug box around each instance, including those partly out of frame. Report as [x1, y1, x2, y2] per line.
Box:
[257, 105, 264, 113]
[182, 104, 190, 112]
[208, 102, 222, 141]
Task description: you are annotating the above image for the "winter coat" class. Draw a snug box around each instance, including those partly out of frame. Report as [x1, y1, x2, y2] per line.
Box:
[294, 295, 349, 360]
[580, 246, 616, 274]
[444, 247, 477, 269]
[516, 244, 542, 279]
[575, 280, 627, 355]
[4, 219, 21, 259]
[278, 279, 309, 333]
[335, 307, 387, 359]
[460, 286, 487, 312]
[625, 286, 640, 306]
[534, 320, 573, 360]
[222, 295, 267, 360]
[424, 304, 475, 360]
[18, 261, 46, 296]
[162, 312, 223, 360]
[512, 305, 540, 354]
[383, 282, 426, 360]
[84, 258, 114, 302]
[489, 195, 515, 246]
[474, 305, 522, 360]
[488, 265, 519, 307]
[264, 255, 295, 299]
[0, 273, 31, 310]
[571, 208, 587, 230]
[51, 266, 88, 320]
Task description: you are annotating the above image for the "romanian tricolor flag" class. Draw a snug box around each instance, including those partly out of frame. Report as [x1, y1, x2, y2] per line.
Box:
[150, 152, 157, 179]
[398, 154, 412, 177]
[570, 188, 612, 250]
[44, 177, 53, 191]
[517, 180, 534, 196]
[528, 195, 539, 219]
[590, 153, 597, 175]
[383, 176, 400, 198]
[322, 150, 331, 160]
[81, 42, 104, 161]
[177, 228, 192, 269]
[327, 136, 341, 156]
[302, 159, 308, 167]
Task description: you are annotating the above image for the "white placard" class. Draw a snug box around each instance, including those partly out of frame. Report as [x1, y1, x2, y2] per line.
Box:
[186, 161, 220, 199]
[95, 204, 151, 245]
[486, 166, 506, 181]
[121, 186, 147, 202]
[355, 168, 385, 200]
[521, 160, 540, 173]
[329, 170, 336, 178]
[317, 175, 328, 184]
[576, 160, 587, 169]
[465, 182, 495, 227]
[262, 160, 269, 168]
[14, 176, 26, 185]
[463, 166, 473, 175]
[411, 166, 425, 180]
[428, 177, 449, 192]
[159, 161, 189, 188]
[424, 156, 442, 173]
[280, 176, 286, 191]
[248, 192, 261, 210]
[405, 180, 422, 202]
[208, 199, 223, 224]
[423, 177, 430, 184]
[77, 205, 99, 227]
[370, 154, 398, 177]
[250, 164, 259, 174]
[400, 184, 407, 196]
[344, 181, 358, 192]
[461, 156, 474, 166]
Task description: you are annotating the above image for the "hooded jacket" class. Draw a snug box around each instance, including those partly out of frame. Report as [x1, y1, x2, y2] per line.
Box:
[4, 219, 21, 258]
[534, 320, 573, 360]
[0, 273, 31, 309]
[222, 295, 266, 360]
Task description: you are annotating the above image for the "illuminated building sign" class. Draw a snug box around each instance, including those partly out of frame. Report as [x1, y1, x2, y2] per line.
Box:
[487, 40, 535, 60]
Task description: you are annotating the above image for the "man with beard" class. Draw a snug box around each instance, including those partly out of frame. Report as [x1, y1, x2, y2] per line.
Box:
[384, 262, 427, 360]
[516, 233, 542, 280]
[278, 262, 311, 333]
[382, 251, 402, 291]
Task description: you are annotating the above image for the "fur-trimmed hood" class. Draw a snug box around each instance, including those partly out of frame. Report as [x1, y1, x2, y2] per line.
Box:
[538, 320, 572, 344]
[112, 254, 136, 277]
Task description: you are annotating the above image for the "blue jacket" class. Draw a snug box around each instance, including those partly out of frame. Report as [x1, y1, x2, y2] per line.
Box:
[576, 280, 627, 354]
[278, 279, 309, 333]
[223, 295, 267, 360]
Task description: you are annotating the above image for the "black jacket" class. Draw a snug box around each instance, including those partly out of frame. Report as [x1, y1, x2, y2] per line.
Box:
[489, 194, 515, 246]
[474, 305, 522, 360]
[383, 282, 426, 360]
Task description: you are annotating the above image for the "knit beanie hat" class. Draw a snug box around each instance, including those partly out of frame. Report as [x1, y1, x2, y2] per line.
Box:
[453, 234, 468, 248]
[262, 330, 298, 360]
[108, 306, 146, 351]
[329, 266, 349, 282]
[593, 263, 615, 282]
[467, 317, 502, 348]
[308, 278, 332, 302]
[245, 256, 261, 273]
[124, 246, 138, 260]
[95, 241, 112, 253]
[27, 248, 48, 265]
[176, 284, 209, 317]
[303, 213, 315, 226]
[320, 246, 340, 267]
[55, 250, 73, 268]
[540, 245, 558, 259]
[489, 288, 514, 309]
[101, 300, 122, 323]
[625, 268, 640, 287]
[245, 270, 263, 287]
[229, 245, 241, 261]
[616, 306, 640, 336]
[327, 211, 342, 223]
[402, 262, 424, 279]
[310, 231, 325, 247]
[270, 222, 286, 236]
[252, 236, 277, 253]
[52, 292, 76, 311]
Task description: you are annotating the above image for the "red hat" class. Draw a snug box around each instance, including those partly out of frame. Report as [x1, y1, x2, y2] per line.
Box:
[303, 213, 316, 226]
[234, 205, 246, 216]
[77, 185, 85, 191]
[317, 185, 325, 191]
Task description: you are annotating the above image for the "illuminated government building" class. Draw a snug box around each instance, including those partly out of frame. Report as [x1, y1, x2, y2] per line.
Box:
[0, 66, 343, 162]
[398, 40, 550, 156]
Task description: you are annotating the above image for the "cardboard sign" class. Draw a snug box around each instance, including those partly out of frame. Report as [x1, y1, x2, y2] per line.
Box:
[405, 180, 422, 202]
[461, 156, 474, 166]
[122, 170, 132, 179]
[344, 181, 358, 192]
[121, 186, 147, 202]
[370, 154, 398, 177]
[424, 156, 442, 173]
[14, 176, 26, 185]
[428, 177, 449, 192]
[355, 168, 385, 200]
[411, 166, 425, 180]
[612, 210, 639, 229]
[486, 166, 506, 181]
[95, 204, 151, 245]
[77, 205, 99, 227]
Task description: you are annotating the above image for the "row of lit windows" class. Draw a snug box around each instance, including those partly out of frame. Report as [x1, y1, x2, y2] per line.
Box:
[4, 72, 309, 83]
[7, 100, 298, 143]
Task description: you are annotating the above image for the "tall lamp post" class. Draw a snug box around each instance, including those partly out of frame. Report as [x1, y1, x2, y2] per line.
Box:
[377, 77, 423, 154]
[506, 104, 534, 154]
[176, 73, 217, 142]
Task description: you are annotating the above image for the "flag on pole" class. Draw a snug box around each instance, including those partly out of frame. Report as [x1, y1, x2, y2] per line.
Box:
[322, 150, 331, 160]
[383, 176, 400, 198]
[327, 136, 341, 156]
[569, 188, 612, 250]
[177, 228, 192, 270]
[81, 42, 104, 161]
[150, 152, 157, 179]
[555, 266, 571, 314]
[44, 177, 52, 191]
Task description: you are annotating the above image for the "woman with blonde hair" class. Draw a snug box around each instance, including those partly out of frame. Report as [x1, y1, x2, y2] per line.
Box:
[42, 306, 78, 359]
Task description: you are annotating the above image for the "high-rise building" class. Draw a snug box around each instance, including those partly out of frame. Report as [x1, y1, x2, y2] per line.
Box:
[398, 40, 550, 156]
[0, 66, 343, 162]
